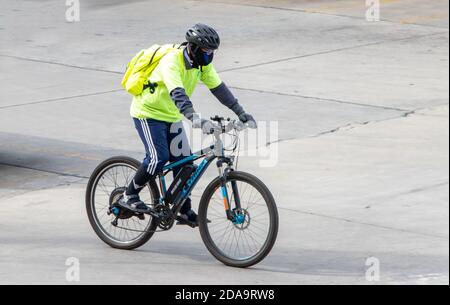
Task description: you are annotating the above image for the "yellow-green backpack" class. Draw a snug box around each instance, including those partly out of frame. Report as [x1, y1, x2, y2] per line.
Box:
[121, 43, 186, 96]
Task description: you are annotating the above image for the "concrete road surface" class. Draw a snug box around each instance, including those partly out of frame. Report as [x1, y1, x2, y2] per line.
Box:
[0, 0, 448, 284]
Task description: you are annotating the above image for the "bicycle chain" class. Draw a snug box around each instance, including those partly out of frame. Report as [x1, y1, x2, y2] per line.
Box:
[111, 204, 175, 233]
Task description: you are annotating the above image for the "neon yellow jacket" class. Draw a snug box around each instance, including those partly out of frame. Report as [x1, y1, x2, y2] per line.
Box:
[130, 48, 222, 122]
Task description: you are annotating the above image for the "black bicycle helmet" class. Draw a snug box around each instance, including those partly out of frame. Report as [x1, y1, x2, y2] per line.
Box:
[185, 23, 220, 50]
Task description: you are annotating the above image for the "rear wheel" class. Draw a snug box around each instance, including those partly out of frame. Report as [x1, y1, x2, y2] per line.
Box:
[198, 171, 278, 268]
[85, 156, 160, 250]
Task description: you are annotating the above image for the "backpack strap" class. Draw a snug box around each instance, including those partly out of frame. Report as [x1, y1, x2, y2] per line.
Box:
[136, 46, 162, 73]
[142, 44, 184, 94]
[140, 46, 163, 93]
[149, 46, 162, 64]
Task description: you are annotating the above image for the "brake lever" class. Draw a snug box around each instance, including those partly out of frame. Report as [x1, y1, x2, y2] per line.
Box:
[234, 120, 246, 131]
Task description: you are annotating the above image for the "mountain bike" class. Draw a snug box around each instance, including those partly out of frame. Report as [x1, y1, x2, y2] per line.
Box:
[86, 116, 278, 268]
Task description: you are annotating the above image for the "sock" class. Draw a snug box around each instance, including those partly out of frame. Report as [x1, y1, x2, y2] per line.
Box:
[126, 163, 153, 196]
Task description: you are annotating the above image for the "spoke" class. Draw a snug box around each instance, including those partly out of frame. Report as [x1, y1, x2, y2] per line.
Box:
[251, 215, 269, 225]
[232, 229, 239, 257]
[245, 187, 257, 210]
[244, 228, 262, 252]
[217, 222, 233, 250]
[112, 167, 119, 188]
[101, 218, 112, 229]
[248, 222, 269, 234]
[250, 210, 270, 220]
[246, 195, 265, 210]
[241, 228, 256, 254]
[95, 202, 108, 209]
[238, 181, 251, 205]
[121, 166, 132, 186]
[98, 210, 110, 222]
[98, 181, 112, 197]
[102, 171, 116, 188]
[208, 204, 227, 218]
[205, 179, 272, 260]
[249, 219, 269, 230]
[229, 228, 239, 256]
[249, 187, 261, 206]
[96, 206, 109, 217]
[246, 226, 267, 242]
[225, 227, 235, 255]
[209, 220, 233, 235]
[208, 216, 229, 221]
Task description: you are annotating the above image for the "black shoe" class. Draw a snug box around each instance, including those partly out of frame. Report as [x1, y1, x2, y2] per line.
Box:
[176, 210, 211, 228]
[177, 210, 199, 228]
[120, 194, 149, 215]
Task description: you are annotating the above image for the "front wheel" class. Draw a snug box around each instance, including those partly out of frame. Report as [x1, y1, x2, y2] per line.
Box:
[198, 171, 279, 268]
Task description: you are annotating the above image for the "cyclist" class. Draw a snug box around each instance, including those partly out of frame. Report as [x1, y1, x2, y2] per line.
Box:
[122, 23, 257, 226]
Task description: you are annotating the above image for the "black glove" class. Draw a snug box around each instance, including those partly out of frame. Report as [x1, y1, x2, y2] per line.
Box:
[210, 83, 257, 129]
[191, 113, 215, 134]
[238, 112, 257, 129]
[228, 102, 257, 129]
[200, 119, 216, 135]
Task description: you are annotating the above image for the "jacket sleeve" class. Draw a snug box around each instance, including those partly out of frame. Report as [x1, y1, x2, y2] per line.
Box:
[210, 82, 244, 115]
[170, 87, 195, 120]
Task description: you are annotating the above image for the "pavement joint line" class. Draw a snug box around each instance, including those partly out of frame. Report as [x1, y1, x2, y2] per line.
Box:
[0, 166, 447, 240]
[0, 80, 408, 114]
[276, 205, 449, 240]
[189, 0, 450, 30]
[1, 30, 446, 82]
[2, 161, 446, 241]
[265, 103, 448, 145]
[1, 180, 86, 201]
[0, 162, 89, 179]
[308, 104, 446, 137]
[0, 104, 446, 190]
[0, 89, 123, 110]
[266, 112, 407, 145]
[366, 181, 449, 207]
[0, 54, 122, 75]
[219, 31, 449, 73]
[228, 86, 409, 112]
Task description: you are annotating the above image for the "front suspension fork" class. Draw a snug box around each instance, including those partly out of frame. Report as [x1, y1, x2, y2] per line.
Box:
[218, 164, 242, 221]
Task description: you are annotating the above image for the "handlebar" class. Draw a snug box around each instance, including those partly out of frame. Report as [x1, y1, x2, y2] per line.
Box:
[209, 117, 247, 135]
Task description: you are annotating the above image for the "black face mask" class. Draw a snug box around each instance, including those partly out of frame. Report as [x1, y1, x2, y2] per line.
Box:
[191, 45, 214, 67]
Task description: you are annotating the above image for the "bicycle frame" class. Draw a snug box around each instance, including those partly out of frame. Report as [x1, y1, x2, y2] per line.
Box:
[156, 128, 242, 220]
[158, 152, 214, 207]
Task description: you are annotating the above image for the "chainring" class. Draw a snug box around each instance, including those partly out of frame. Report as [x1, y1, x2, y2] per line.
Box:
[155, 204, 175, 230]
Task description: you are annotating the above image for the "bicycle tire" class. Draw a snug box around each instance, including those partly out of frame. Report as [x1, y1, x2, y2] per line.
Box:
[198, 171, 278, 268]
[85, 156, 160, 250]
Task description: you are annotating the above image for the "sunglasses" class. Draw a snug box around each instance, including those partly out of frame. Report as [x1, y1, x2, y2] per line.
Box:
[201, 48, 215, 55]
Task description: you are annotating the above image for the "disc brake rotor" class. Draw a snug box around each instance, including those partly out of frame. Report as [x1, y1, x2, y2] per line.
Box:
[233, 209, 251, 230]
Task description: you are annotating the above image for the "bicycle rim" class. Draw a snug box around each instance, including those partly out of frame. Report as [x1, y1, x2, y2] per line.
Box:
[90, 162, 154, 245]
[204, 177, 275, 262]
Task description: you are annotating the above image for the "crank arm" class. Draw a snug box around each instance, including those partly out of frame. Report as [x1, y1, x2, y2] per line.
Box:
[142, 208, 163, 219]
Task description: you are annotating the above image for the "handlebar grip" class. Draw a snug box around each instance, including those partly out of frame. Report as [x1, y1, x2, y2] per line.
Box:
[211, 115, 225, 122]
